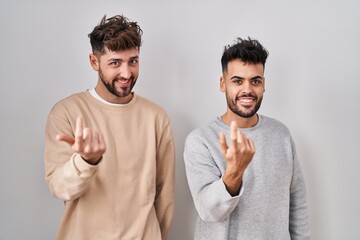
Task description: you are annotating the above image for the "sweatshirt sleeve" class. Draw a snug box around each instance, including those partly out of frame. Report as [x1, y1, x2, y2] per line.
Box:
[154, 120, 175, 240]
[44, 110, 99, 202]
[289, 137, 311, 239]
[183, 132, 240, 223]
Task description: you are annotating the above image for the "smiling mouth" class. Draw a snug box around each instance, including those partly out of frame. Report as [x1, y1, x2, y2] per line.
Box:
[115, 78, 131, 86]
[236, 96, 256, 107]
[239, 97, 254, 103]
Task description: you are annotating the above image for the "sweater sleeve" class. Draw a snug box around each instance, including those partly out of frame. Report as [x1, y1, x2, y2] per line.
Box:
[44, 111, 99, 201]
[183, 132, 240, 223]
[154, 121, 175, 240]
[289, 137, 311, 239]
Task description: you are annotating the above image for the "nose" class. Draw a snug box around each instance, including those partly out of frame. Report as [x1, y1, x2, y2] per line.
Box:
[241, 81, 252, 94]
[120, 64, 131, 79]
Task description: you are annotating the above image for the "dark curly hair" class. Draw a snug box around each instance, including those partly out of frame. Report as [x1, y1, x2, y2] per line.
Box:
[88, 15, 143, 55]
[221, 37, 269, 73]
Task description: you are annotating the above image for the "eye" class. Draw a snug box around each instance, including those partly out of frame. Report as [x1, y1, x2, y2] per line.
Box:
[110, 61, 120, 67]
[232, 79, 243, 84]
[252, 78, 263, 85]
[130, 59, 138, 65]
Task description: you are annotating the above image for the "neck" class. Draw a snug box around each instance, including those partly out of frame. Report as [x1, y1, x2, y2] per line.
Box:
[221, 112, 259, 128]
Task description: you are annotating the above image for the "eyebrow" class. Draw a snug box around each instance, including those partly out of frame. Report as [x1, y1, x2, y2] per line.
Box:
[107, 56, 139, 62]
[231, 76, 244, 80]
[230, 75, 263, 80]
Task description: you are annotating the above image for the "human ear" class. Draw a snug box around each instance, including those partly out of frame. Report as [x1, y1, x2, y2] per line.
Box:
[263, 77, 266, 93]
[89, 53, 100, 71]
[220, 76, 226, 93]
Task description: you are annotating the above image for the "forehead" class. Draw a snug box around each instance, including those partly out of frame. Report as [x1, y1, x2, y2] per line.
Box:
[225, 59, 264, 77]
[100, 47, 139, 61]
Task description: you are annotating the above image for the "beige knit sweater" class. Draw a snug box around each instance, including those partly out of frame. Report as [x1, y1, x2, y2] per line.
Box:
[44, 91, 175, 240]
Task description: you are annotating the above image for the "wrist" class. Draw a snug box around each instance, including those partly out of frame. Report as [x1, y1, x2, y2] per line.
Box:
[82, 156, 102, 165]
[224, 165, 244, 179]
[223, 172, 243, 196]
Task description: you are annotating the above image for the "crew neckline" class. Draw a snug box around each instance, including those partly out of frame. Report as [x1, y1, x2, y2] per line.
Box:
[84, 90, 138, 111]
[215, 114, 264, 133]
[88, 88, 135, 106]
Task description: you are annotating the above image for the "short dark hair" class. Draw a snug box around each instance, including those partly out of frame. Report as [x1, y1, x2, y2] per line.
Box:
[88, 15, 143, 55]
[221, 37, 269, 73]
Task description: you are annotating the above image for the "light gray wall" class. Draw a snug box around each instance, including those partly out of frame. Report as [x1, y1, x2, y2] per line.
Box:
[1, 0, 359, 239]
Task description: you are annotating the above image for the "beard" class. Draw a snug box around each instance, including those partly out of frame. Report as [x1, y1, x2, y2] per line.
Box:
[99, 69, 137, 98]
[226, 93, 263, 118]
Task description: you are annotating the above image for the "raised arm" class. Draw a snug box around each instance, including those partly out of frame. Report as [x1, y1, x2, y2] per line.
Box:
[184, 121, 255, 222]
[44, 115, 106, 201]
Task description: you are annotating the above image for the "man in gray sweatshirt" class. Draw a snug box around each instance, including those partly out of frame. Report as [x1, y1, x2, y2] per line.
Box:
[183, 37, 310, 239]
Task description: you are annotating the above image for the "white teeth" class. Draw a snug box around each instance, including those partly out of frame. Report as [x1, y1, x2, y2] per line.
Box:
[240, 98, 254, 103]
[117, 79, 129, 83]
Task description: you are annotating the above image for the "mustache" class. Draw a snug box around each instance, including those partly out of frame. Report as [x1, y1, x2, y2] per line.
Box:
[236, 93, 257, 100]
[116, 76, 134, 81]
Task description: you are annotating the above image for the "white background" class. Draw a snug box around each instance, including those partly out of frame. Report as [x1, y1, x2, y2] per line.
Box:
[1, 0, 359, 239]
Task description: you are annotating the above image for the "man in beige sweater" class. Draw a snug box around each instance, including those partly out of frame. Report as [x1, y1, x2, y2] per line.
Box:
[44, 15, 175, 240]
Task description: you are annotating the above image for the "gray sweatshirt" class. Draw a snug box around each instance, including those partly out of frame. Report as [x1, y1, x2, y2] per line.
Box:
[183, 115, 310, 240]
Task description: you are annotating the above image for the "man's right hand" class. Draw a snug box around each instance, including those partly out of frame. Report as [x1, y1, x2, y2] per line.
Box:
[56, 116, 106, 165]
[219, 121, 255, 196]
